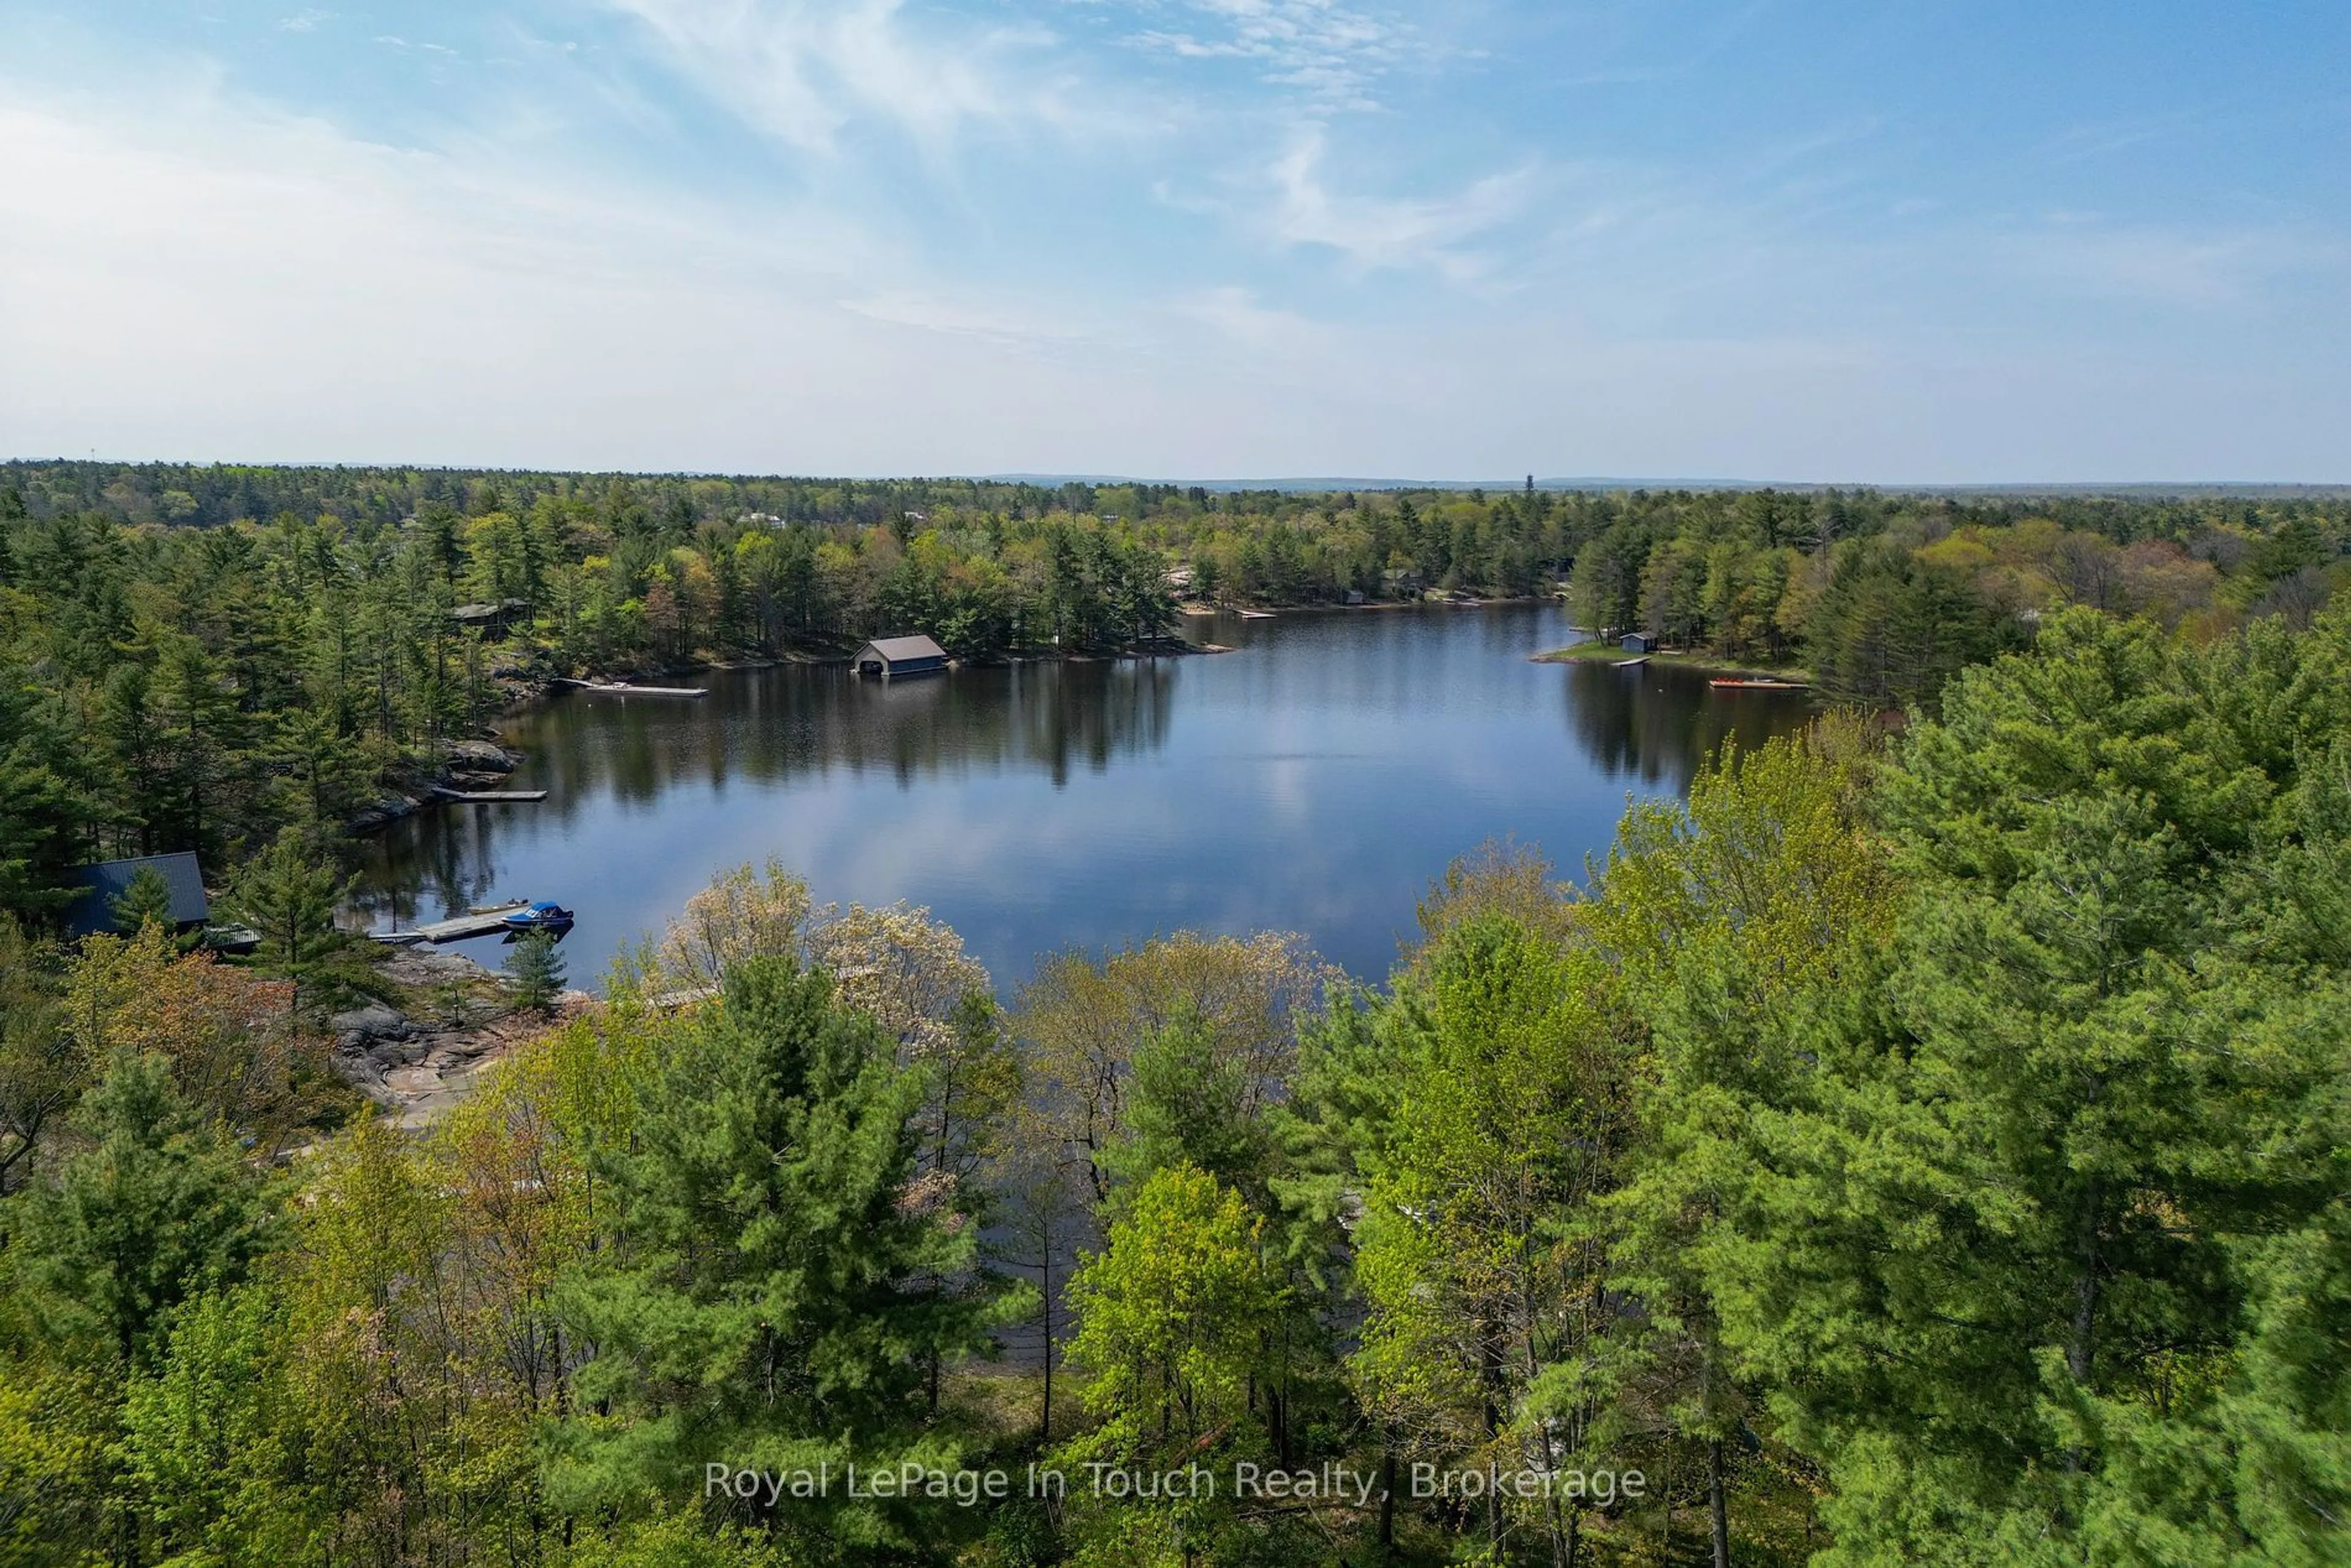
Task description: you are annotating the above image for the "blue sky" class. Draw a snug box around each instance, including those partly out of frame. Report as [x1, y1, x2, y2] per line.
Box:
[1, 1, 2345, 479]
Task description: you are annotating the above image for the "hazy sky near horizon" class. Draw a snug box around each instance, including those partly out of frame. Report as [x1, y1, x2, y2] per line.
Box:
[2, 1, 2345, 481]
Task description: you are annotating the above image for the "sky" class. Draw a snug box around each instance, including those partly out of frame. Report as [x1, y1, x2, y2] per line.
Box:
[1, 1, 2345, 482]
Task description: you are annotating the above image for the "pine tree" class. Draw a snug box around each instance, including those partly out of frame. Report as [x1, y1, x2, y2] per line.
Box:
[9, 1051, 271, 1369]
[1708, 612, 2336, 1562]
[110, 865, 177, 937]
[1098, 1007, 1270, 1209]
[504, 931, 566, 1015]
[548, 956, 1021, 1559]
[224, 828, 380, 1016]
[1587, 722, 1892, 1568]
[0, 671, 97, 925]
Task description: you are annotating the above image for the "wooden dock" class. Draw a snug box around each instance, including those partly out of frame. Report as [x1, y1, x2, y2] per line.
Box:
[563, 679, 708, 698]
[433, 787, 549, 803]
[399, 900, 531, 943]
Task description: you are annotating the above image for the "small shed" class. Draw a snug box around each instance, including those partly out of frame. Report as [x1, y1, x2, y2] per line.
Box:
[66, 852, 209, 939]
[1621, 632, 1659, 654]
[853, 634, 949, 678]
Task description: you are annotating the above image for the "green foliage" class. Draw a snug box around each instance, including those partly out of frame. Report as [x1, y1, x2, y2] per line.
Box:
[106, 866, 176, 937]
[549, 955, 1021, 1560]
[1098, 1008, 1272, 1209]
[224, 826, 383, 1015]
[0, 576, 2348, 1565]
[1065, 1164, 1275, 1458]
[118, 1283, 315, 1566]
[1589, 718, 1895, 1564]
[1674, 609, 2351, 1564]
[0, 917, 77, 1196]
[1057, 1165, 1311, 1568]
[0, 671, 97, 923]
[7, 1051, 271, 1369]
[504, 929, 568, 1014]
[1346, 916, 1632, 1559]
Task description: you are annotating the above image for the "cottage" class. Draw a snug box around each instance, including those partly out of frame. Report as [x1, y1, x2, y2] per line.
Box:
[452, 599, 528, 638]
[853, 634, 950, 678]
[66, 852, 209, 939]
[1621, 632, 1659, 654]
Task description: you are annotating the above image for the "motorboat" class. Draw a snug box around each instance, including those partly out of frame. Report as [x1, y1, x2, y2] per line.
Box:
[501, 901, 576, 932]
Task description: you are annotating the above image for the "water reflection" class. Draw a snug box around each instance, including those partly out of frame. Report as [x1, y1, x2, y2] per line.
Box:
[526, 658, 1176, 807]
[1558, 661, 1810, 790]
[354, 607, 1813, 988]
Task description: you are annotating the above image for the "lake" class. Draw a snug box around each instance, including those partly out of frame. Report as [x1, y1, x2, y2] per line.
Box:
[353, 605, 1814, 992]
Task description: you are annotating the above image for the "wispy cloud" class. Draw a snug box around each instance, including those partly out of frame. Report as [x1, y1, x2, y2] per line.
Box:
[1264, 126, 1535, 280]
[373, 35, 458, 56]
[1997, 222, 2341, 307]
[597, 0, 1097, 158]
[841, 288, 1093, 350]
[1178, 283, 1332, 355]
[278, 10, 331, 34]
[1119, 0, 1409, 111]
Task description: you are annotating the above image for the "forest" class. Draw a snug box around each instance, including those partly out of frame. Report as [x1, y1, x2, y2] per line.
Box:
[1, 596, 2347, 1567]
[3, 462, 2345, 931]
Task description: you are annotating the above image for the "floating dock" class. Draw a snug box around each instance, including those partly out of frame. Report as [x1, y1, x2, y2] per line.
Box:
[432, 787, 549, 803]
[397, 899, 533, 943]
[563, 679, 708, 698]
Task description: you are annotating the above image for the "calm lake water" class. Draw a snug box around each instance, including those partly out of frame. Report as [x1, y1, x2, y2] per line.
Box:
[354, 605, 1813, 992]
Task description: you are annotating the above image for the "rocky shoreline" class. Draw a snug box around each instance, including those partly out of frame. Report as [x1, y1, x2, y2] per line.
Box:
[332, 942, 591, 1128]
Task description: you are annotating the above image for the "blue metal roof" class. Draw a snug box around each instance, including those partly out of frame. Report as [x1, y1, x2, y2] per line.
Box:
[66, 852, 209, 937]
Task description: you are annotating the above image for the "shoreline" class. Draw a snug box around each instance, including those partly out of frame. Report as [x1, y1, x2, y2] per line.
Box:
[350, 600, 1568, 837]
[1531, 640, 1815, 683]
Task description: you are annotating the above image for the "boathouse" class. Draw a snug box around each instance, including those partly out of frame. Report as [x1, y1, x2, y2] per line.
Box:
[65, 852, 209, 939]
[854, 634, 949, 677]
[1621, 632, 1659, 653]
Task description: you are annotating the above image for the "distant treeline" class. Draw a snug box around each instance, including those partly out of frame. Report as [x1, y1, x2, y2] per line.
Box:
[1, 463, 2344, 924]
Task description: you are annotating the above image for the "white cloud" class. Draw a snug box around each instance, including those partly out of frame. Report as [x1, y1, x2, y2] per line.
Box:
[1177, 284, 1332, 358]
[596, 0, 1098, 157]
[1120, 0, 1407, 111]
[1264, 125, 1534, 280]
[278, 10, 331, 34]
[0, 71, 1381, 474]
[1, 25, 2344, 484]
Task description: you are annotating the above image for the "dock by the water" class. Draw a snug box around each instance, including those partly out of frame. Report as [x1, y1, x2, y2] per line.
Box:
[561, 679, 708, 698]
[433, 787, 548, 803]
[375, 900, 532, 944]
